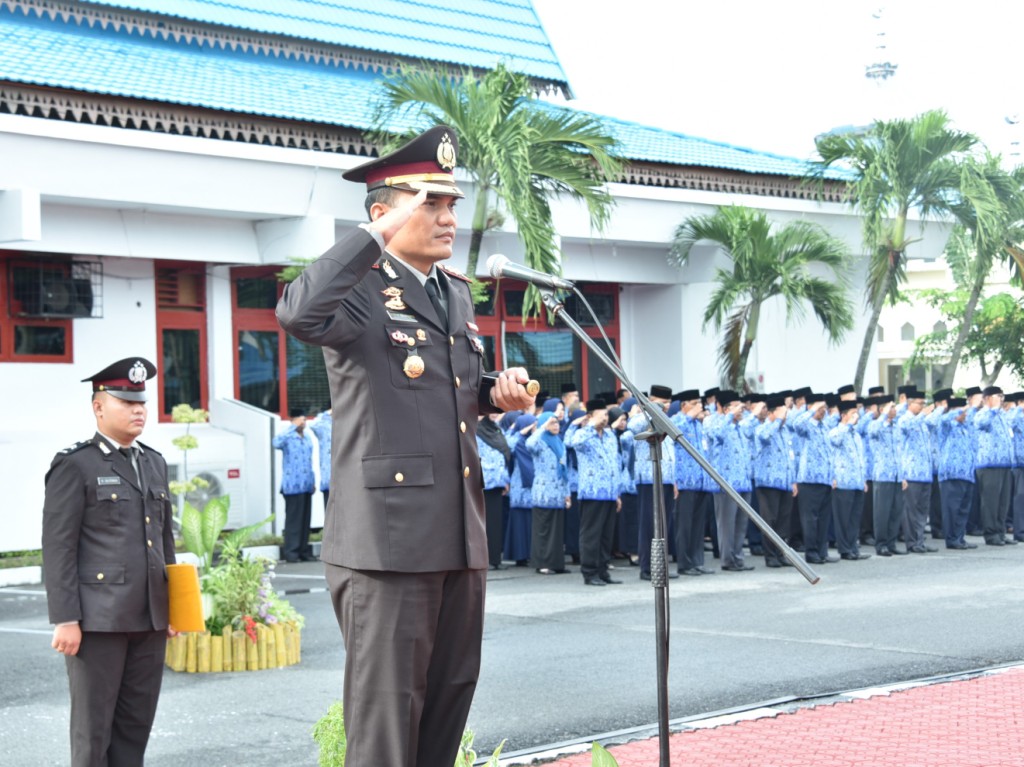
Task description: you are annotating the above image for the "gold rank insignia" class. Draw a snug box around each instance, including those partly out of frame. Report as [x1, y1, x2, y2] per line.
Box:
[382, 287, 407, 311]
[382, 260, 398, 279]
[403, 353, 425, 379]
[415, 328, 427, 341]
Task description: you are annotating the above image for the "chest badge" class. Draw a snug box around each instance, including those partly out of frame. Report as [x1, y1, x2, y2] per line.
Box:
[382, 260, 399, 279]
[403, 352, 425, 379]
[382, 287, 407, 311]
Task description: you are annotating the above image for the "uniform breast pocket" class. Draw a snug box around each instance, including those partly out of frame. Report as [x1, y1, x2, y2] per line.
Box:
[96, 484, 132, 526]
[146, 485, 170, 524]
[465, 334, 484, 391]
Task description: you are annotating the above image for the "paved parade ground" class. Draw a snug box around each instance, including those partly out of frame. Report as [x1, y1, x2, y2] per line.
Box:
[2, 535, 1024, 766]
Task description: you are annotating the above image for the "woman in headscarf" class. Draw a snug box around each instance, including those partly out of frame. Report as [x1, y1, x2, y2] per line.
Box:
[505, 413, 537, 566]
[527, 410, 572, 574]
[477, 412, 513, 570]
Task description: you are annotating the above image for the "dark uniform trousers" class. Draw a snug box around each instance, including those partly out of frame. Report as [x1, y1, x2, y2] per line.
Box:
[902, 481, 931, 549]
[940, 479, 973, 547]
[67, 630, 166, 767]
[797, 483, 831, 562]
[325, 566, 485, 767]
[483, 487, 505, 567]
[675, 490, 710, 572]
[832, 489, 864, 556]
[579, 499, 617, 580]
[754, 487, 792, 566]
[637, 483, 676, 575]
[282, 491, 313, 561]
[872, 481, 902, 553]
[977, 467, 1012, 543]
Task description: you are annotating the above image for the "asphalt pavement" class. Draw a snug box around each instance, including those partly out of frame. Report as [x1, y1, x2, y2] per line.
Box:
[2, 534, 1023, 766]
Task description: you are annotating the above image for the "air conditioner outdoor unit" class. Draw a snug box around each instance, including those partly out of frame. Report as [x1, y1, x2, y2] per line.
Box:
[169, 463, 248, 530]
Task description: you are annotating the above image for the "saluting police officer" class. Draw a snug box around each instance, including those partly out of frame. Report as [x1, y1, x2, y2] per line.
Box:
[42, 357, 177, 767]
[276, 125, 535, 767]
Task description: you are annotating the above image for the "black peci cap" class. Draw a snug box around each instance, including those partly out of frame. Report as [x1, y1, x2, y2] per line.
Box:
[584, 399, 607, 412]
[82, 357, 156, 402]
[343, 125, 464, 198]
[649, 385, 673, 401]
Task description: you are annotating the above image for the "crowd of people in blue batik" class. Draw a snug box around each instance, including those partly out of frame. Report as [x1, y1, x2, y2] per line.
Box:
[476, 381, 1024, 585]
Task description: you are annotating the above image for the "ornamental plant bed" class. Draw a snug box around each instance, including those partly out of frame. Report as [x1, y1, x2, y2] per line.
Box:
[165, 621, 301, 673]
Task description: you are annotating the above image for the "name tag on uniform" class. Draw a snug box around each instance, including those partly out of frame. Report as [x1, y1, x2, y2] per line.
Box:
[387, 310, 418, 322]
[97, 476, 121, 485]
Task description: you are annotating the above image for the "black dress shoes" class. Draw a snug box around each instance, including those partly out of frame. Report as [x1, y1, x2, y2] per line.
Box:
[722, 563, 755, 571]
[696, 566, 716, 574]
[840, 552, 872, 561]
[909, 545, 937, 553]
[599, 574, 623, 584]
[876, 548, 892, 557]
[640, 571, 651, 580]
[680, 568, 703, 576]
[946, 542, 978, 550]
[889, 547, 908, 555]
[584, 577, 606, 586]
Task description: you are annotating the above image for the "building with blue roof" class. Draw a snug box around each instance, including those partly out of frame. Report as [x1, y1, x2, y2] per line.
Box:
[0, 0, 950, 551]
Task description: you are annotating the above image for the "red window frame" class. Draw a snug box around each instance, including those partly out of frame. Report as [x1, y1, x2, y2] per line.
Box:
[474, 279, 620, 400]
[155, 261, 209, 422]
[0, 251, 74, 363]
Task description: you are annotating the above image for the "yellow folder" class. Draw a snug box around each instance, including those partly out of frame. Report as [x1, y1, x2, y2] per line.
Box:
[166, 563, 206, 633]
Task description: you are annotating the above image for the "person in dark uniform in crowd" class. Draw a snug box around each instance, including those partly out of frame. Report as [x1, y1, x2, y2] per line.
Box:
[477, 412, 512, 569]
[42, 357, 177, 767]
[273, 407, 317, 563]
[276, 125, 534, 767]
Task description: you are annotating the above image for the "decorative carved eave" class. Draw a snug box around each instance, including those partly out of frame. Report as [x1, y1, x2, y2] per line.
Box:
[1, 0, 567, 96]
[0, 82, 847, 201]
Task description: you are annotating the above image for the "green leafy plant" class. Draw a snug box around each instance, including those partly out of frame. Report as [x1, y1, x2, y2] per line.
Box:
[312, 703, 615, 766]
[0, 549, 43, 569]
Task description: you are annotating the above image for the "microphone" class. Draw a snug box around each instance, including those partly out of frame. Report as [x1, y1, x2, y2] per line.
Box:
[486, 254, 575, 291]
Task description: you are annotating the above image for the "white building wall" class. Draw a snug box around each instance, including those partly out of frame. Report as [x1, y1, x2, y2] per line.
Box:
[0, 113, 955, 552]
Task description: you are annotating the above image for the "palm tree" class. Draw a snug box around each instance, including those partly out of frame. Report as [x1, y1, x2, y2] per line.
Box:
[942, 159, 1024, 379]
[669, 205, 854, 390]
[810, 109, 1006, 391]
[370, 62, 621, 314]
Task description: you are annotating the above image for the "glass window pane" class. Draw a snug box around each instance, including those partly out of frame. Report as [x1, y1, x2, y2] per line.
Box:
[563, 291, 615, 327]
[286, 335, 330, 414]
[14, 325, 65, 356]
[504, 290, 525, 317]
[235, 277, 279, 309]
[504, 330, 574, 400]
[582, 335, 617, 401]
[480, 335, 496, 371]
[238, 329, 279, 412]
[162, 328, 202, 414]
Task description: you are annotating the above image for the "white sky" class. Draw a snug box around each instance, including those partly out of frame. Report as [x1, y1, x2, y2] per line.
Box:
[531, 0, 1024, 163]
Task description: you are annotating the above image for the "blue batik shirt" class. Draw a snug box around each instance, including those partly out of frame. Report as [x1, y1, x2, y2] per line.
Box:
[272, 424, 316, 495]
[526, 430, 569, 509]
[627, 413, 675, 485]
[792, 410, 833, 485]
[564, 422, 581, 493]
[897, 410, 932, 483]
[754, 418, 795, 491]
[571, 425, 621, 501]
[857, 411, 875, 479]
[703, 411, 754, 493]
[508, 433, 533, 509]
[925, 407, 946, 475]
[829, 422, 867, 490]
[974, 406, 1014, 469]
[671, 412, 713, 492]
[618, 429, 637, 495]
[867, 414, 900, 483]
[938, 411, 975, 482]
[307, 413, 333, 492]
[1009, 406, 1024, 468]
[477, 434, 512, 491]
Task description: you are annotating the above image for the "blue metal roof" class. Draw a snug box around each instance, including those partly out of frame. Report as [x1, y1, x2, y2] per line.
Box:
[0, 7, 841, 179]
[77, 0, 569, 86]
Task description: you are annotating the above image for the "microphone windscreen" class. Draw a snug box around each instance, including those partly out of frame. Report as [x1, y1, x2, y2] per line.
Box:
[485, 254, 508, 279]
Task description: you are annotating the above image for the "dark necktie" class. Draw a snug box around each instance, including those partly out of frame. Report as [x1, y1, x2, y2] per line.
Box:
[119, 446, 143, 491]
[425, 276, 448, 331]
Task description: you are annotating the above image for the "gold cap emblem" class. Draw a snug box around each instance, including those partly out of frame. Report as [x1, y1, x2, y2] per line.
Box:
[437, 132, 456, 171]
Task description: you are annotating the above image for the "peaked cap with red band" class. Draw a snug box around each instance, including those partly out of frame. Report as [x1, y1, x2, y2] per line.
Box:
[342, 125, 464, 198]
[82, 357, 157, 402]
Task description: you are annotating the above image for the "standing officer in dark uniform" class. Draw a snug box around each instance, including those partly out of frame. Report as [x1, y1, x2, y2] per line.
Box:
[42, 357, 177, 767]
[276, 125, 535, 767]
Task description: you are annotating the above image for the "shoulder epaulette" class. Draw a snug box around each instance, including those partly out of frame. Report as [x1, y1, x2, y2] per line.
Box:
[137, 441, 162, 456]
[439, 264, 472, 283]
[58, 440, 91, 456]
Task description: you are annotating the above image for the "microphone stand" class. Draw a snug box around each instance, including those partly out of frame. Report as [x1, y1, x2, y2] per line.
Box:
[538, 289, 819, 766]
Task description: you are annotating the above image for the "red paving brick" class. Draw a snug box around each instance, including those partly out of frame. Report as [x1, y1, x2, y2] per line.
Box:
[542, 668, 1024, 767]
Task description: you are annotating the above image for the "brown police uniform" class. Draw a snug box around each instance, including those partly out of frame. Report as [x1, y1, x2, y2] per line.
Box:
[276, 126, 498, 767]
[42, 359, 175, 767]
